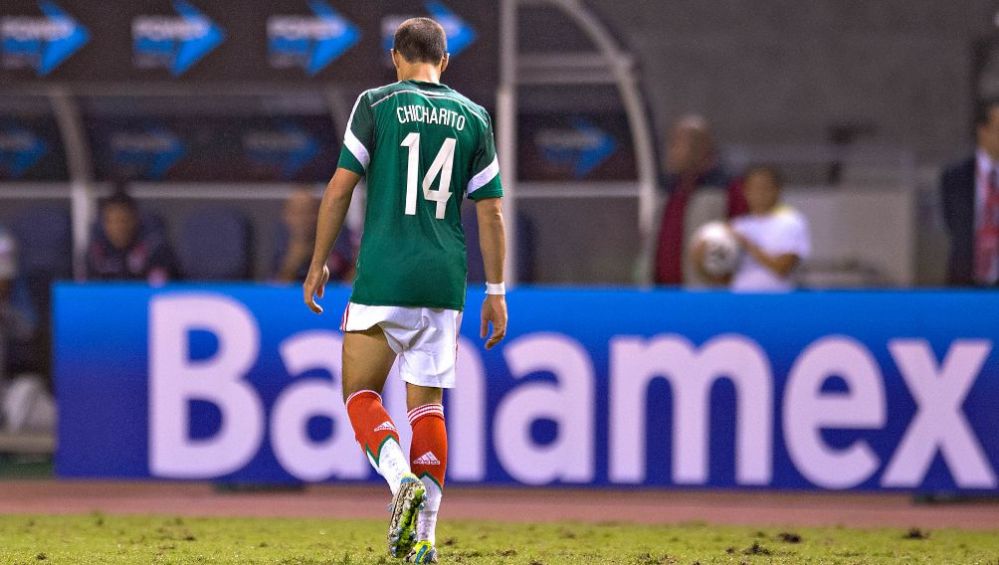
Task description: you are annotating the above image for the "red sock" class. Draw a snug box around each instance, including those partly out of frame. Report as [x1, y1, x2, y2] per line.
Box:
[408, 404, 447, 490]
[345, 390, 400, 463]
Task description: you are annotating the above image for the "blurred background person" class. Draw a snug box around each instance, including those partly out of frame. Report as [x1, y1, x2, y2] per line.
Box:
[0, 225, 51, 435]
[272, 187, 355, 283]
[653, 115, 747, 285]
[86, 191, 179, 284]
[693, 165, 812, 292]
[940, 99, 999, 287]
[0, 224, 16, 391]
[727, 165, 810, 292]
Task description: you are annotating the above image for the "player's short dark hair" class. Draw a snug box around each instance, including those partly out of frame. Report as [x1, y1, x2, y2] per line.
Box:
[975, 99, 999, 127]
[393, 17, 447, 64]
[744, 164, 784, 189]
[99, 190, 138, 215]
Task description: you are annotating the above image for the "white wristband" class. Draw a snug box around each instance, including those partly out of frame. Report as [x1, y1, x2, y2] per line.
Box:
[485, 282, 506, 295]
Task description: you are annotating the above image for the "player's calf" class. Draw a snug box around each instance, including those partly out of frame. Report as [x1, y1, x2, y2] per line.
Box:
[409, 403, 447, 545]
[345, 390, 410, 494]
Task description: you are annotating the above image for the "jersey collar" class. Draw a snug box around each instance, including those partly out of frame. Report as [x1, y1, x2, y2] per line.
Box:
[402, 79, 451, 91]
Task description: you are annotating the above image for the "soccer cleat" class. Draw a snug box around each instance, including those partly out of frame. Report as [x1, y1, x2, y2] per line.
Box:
[405, 541, 439, 563]
[387, 473, 426, 558]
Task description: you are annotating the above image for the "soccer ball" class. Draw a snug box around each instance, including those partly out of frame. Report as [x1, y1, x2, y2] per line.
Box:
[691, 221, 741, 277]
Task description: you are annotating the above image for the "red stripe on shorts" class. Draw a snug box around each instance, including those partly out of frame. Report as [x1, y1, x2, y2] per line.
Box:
[340, 303, 351, 331]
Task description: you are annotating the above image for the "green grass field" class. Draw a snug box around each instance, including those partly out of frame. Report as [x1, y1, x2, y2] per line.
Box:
[0, 514, 996, 564]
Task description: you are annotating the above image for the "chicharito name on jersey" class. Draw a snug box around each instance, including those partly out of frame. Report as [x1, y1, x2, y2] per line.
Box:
[396, 104, 467, 131]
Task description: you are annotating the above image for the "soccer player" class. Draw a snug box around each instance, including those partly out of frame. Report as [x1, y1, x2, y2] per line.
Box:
[303, 17, 507, 564]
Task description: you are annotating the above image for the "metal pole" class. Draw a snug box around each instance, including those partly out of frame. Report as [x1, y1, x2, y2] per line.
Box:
[545, 0, 660, 285]
[497, 0, 519, 286]
[49, 87, 94, 281]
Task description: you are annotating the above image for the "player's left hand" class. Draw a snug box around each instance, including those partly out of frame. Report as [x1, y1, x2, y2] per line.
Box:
[480, 294, 507, 350]
[303, 264, 330, 314]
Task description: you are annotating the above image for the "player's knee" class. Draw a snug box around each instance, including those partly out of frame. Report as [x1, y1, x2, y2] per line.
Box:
[342, 383, 379, 404]
[406, 383, 443, 410]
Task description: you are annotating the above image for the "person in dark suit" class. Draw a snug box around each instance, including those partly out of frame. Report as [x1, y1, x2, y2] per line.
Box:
[941, 99, 999, 286]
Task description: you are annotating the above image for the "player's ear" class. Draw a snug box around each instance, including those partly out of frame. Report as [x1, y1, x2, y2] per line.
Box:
[440, 53, 449, 74]
[390, 49, 401, 70]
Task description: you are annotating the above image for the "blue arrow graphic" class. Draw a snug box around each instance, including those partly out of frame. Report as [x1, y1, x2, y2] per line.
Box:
[570, 118, 616, 178]
[279, 126, 319, 179]
[147, 128, 185, 179]
[112, 127, 185, 180]
[424, 1, 476, 58]
[244, 124, 319, 180]
[37, 1, 89, 76]
[538, 118, 617, 179]
[0, 126, 47, 178]
[306, 0, 360, 76]
[172, 0, 224, 76]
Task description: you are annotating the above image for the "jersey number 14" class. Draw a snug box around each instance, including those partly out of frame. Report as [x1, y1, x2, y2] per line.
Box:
[401, 132, 455, 220]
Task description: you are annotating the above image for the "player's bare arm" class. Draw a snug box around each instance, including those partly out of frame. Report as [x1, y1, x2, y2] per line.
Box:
[476, 197, 507, 349]
[304, 167, 361, 314]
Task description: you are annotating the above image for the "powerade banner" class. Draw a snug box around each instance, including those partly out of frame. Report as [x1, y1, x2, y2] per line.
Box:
[55, 285, 999, 492]
[519, 113, 636, 182]
[267, 1, 360, 76]
[0, 1, 497, 93]
[131, 0, 225, 76]
[85, 115, 338, 182]
[0, 1, 89, 76]
[0, 116, 68, 180]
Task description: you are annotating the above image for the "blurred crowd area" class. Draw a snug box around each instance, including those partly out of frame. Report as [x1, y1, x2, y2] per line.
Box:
[1, 101, 994, 412]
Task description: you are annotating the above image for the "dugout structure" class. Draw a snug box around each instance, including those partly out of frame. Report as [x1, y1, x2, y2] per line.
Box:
[0, 0, 660, 285]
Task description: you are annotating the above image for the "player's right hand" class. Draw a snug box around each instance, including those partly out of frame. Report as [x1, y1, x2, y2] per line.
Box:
[303, 264, 330, 314]
[480, 294, 508, 350]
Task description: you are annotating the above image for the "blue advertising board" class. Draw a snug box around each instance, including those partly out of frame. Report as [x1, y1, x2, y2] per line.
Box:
[84, 115, 338, 182]
[54, 285, 999, 493]
[1, 0, 498, 93]
[0, 116, 68, 181]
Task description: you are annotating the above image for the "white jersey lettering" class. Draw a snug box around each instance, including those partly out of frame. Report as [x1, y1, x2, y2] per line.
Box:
[396, 104, 466, 131]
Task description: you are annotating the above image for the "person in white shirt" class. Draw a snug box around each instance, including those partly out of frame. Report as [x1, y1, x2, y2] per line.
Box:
[728, 165, 810, 292]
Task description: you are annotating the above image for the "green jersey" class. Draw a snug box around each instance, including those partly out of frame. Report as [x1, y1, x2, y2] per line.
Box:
[337, 79, 503, 311]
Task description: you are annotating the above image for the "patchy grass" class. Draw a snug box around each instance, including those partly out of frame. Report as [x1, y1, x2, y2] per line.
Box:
[0, 514, 996, 564]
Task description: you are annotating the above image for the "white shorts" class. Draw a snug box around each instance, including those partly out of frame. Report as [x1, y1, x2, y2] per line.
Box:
[341, 302, 462, 389]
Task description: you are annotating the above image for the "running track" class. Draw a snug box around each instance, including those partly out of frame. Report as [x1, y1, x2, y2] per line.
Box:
[0, 481, 996, 530]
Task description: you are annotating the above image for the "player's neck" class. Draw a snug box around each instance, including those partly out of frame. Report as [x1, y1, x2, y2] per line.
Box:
[398, 64, 441, 84]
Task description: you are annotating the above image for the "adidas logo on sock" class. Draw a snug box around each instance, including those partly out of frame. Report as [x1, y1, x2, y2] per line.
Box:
[413, 451, 440, 466]
[374, 421, 397, 433]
